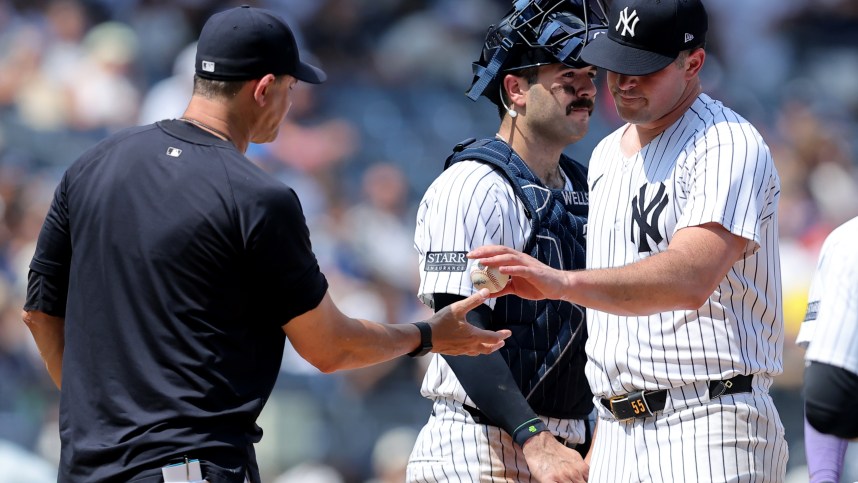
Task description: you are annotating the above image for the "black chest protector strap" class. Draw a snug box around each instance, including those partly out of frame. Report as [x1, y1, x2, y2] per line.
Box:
[444, 137, 592, 419]
[445, 137, 587, 253]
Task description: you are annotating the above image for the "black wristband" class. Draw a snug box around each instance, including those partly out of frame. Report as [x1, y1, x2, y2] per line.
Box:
[512, 418, 548, 447]
[406, 321, 432, 357]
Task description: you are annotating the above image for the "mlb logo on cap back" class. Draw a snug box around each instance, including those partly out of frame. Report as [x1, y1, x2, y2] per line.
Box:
[580, 0, 707, 76]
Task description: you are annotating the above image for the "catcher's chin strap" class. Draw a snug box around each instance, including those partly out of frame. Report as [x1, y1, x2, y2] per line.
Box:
[466, 38, 513, 101]
[467, 0, 564, 101]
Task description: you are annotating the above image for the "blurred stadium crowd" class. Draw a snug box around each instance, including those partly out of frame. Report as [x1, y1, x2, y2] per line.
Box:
[1, 0, 858, 481]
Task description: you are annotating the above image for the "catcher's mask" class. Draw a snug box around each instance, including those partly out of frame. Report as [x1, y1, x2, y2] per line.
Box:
[466, 0, 609, 106]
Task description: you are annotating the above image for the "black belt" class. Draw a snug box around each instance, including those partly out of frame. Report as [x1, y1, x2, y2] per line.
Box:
[600, 374, 753, 421]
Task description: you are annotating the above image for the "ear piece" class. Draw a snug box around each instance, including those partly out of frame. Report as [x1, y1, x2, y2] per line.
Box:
[499, 83, 518, 119]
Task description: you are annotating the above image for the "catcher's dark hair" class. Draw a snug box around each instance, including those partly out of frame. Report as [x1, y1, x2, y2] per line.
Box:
[467, 0, 608, 107]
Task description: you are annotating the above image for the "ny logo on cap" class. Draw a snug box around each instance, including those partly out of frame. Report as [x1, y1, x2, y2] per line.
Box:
[616, 7, 640, 37]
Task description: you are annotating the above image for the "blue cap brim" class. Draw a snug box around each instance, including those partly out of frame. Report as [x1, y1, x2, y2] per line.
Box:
[294, 60, 326, 84]
[580, 34, 675, 76]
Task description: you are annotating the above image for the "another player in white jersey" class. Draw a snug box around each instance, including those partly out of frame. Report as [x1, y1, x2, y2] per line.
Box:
[406, 1, 607, 482]
[796, 216, 858, 482]
[470, 0, 789, 481]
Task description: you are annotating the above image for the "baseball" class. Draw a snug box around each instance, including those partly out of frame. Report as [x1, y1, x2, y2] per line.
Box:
[470, 262, 509, 294]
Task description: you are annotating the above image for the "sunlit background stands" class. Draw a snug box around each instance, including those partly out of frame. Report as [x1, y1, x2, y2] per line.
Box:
[1, 0, 857, 481]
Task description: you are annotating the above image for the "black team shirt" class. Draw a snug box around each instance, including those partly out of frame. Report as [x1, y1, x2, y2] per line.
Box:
[25, 119, 328, 482]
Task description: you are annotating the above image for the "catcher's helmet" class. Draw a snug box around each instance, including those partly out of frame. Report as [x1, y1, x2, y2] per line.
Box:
[466, 0, 608, 106]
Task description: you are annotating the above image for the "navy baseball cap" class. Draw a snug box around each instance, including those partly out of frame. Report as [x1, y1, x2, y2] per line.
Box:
[195, 5, 326, 83]
[580, 0, 707, 76]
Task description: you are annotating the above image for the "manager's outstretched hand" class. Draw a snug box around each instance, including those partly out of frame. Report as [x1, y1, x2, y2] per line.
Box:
[428, 288, 512, 355]
[468, 245, 571, 302]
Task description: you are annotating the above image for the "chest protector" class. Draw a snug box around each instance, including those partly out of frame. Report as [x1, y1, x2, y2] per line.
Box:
[445, 137, 592, 418]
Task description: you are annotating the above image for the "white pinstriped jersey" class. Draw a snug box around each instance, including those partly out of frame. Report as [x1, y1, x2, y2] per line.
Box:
[585, 93, 784, 398]
[409, 155, 591, 483]
[414, 159, 583, 432]
[415, 160, 532, 409]
[416, 160, 531, 316]
[797, 216, 858, 374]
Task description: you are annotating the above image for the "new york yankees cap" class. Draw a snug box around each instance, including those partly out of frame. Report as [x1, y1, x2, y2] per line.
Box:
[580, 0, 707, 76]
[195, 5, 326, 83]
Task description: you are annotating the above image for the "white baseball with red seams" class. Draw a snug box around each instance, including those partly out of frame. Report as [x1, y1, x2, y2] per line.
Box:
[470, 262, 509, 293]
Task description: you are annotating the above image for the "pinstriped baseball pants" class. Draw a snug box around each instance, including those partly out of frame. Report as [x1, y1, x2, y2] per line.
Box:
[406, 399, 587, 482]
[589, 388, 788, 482]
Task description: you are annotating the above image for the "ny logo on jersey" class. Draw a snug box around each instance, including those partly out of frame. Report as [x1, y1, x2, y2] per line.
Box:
[615, 7, 640, 37]
[630, 183, 669, 253]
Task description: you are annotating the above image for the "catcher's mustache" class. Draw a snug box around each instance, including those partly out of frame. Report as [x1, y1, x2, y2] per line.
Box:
[566, 98, 594, 115]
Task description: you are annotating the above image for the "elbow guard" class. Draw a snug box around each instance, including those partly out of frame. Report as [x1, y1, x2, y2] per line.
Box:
[804, 361, 858, 439]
